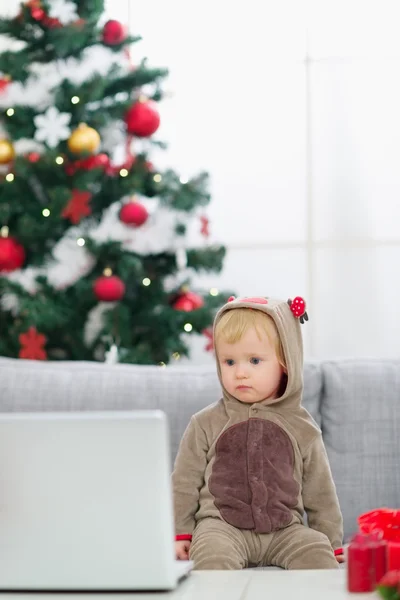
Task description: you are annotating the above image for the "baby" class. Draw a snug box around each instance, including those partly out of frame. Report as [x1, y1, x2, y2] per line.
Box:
[172, 295, 343, 569]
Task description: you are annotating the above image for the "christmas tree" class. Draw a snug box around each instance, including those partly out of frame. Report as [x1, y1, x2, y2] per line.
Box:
[0, 0, 229, 365]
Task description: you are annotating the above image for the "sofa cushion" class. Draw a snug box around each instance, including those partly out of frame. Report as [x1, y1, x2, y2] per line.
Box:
[321, 359, 400, 541]
[0, 358, 322, 466]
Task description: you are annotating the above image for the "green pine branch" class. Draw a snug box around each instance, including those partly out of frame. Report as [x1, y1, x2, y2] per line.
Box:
[159, 171, 211, 212]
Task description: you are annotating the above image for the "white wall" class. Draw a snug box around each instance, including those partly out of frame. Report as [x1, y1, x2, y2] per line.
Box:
[113, 0, 400, 363]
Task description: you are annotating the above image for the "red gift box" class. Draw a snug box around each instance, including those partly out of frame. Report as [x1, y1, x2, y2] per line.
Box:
[358, 508, 400, 570]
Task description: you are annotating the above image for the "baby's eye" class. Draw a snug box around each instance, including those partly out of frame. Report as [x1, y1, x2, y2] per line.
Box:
[250, 357, 261, 365]
[225, 359, 235, 366]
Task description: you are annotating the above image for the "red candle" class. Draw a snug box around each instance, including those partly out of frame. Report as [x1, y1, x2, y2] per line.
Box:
[388, 542, 400, 571]
[347, 533, 388, 593]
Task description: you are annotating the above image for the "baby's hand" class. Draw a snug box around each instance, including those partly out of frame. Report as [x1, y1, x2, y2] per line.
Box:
[175, 540, 191, 560]
[336, 554, 345, 563]
[334, 547, 345, 563]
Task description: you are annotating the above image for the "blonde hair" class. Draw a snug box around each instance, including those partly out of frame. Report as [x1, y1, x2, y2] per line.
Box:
[215, 308, 286, 369]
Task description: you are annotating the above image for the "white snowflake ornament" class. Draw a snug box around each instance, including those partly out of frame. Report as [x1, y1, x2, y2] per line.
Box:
[48, 0, 78, 25]
[105, 344, 119, 365]
[34, 106, 71, 148]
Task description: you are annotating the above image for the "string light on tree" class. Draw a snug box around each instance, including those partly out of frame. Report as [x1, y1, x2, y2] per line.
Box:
[180, 176, 188, 184]
[120, 168, 128, 177]
[55, 156, 64, 164]
[142, 278, 151, 286]
[5, 173, 14, 182]
[71, 96, 80, 104]
[184, 323, 193, 332]
[76, 238, 85, 247]
[210, 288, 219, 296]
[153, 174, 162, 183]
[6, 108, 14, 117]
[42, 208, 50, 217]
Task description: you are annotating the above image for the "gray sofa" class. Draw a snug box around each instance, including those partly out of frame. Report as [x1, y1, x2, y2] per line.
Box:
[1, 356, 399, 542]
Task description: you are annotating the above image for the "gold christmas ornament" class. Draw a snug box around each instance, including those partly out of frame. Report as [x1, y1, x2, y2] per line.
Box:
[0, 139, 15, 164]
[67, 123, 100, 155]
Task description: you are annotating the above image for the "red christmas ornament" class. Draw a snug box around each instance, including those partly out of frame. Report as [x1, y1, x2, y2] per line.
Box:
[73, 18, 86, 29]
[27, 151, 41, 163]
[102, 19, 127, 45]
[93, 274, 125, 302]
[200, 215, 210, 238]
[42, 16, 62, 28]
[19, 326, 47, 360]
[0, 76, 11, 94]
[119, 201, 149, 227]
[62, 189, 92, 224]
[66, 153, 109, 175]
[288, 296, 308, 324]
[31, 7, 45, 20]
[228, 296, 236, 302]
[202, 328, 214, 352]
[0, 236, 25, 272]
[125, 101, 160, 137]
[173, 291, 204, 312]
[83, 153, 109, 170]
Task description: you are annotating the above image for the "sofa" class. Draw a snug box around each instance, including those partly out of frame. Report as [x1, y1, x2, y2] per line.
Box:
[1, 356, 399, 542]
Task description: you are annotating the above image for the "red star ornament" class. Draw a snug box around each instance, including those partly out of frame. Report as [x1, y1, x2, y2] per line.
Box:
[200, 216, 210, 238]
[203, 328, 214, 352]
[62, 189, 92, 224]
[0, 75, 11, 94]
[19, 326, 47, 360]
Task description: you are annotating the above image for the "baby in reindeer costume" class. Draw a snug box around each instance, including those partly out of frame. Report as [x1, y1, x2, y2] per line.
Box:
[173, 295, 343, 569]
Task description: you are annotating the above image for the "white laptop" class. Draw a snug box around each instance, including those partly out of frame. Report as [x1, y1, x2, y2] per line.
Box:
[0, 410, 192, 591]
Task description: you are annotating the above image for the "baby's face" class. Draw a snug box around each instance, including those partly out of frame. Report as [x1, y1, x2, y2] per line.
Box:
[217, 327, 284, 404]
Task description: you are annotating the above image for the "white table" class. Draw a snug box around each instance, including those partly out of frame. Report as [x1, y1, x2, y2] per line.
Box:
[171, 570, 377, 600]
[0, 570, 379, 599]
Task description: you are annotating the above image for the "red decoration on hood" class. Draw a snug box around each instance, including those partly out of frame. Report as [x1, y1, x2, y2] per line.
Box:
[287, 296, 308, 324]
[242, 297, 268, 304]
[227, 296, 268, 304]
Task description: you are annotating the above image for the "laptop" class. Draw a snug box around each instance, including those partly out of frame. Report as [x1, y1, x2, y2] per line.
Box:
[0, 410, 192, 591]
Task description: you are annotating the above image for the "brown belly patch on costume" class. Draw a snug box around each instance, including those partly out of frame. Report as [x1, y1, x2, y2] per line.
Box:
[209, 418, 299, 533]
